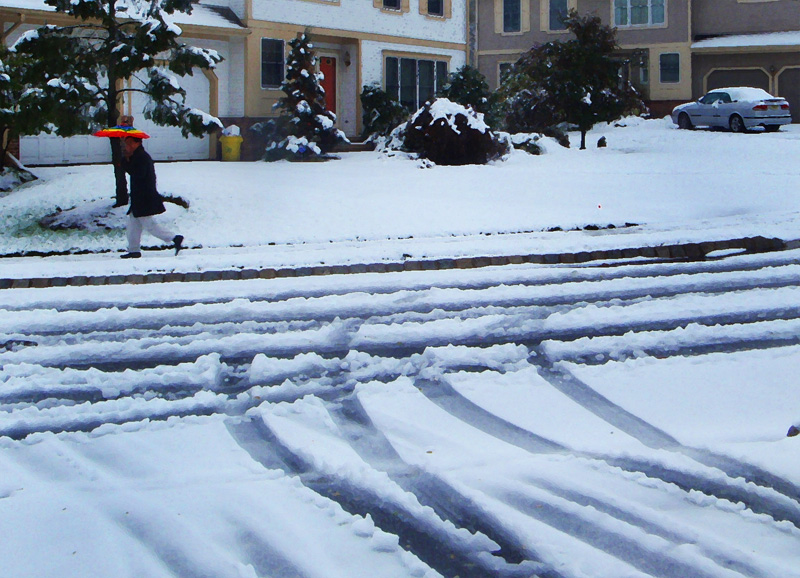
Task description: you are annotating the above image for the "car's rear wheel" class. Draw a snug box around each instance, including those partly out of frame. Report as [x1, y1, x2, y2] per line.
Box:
[677, 112, 693, 130]
[729, 114, 746, 133]
[764, 125, 781, 133]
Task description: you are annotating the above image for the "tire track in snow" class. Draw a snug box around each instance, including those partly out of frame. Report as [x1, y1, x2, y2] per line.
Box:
[533, 352, 800, 529]
[226, 415, 549, 578]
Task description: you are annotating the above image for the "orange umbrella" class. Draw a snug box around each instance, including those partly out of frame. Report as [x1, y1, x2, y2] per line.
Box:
[93, 126, 150, 138]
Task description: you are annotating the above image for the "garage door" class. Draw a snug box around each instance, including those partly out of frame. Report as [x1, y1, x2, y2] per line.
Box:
[777, 67, 800, 123]
[706, 69, 770, 93]
[20, 69, 211, 166]
[129, 68, 211, 162]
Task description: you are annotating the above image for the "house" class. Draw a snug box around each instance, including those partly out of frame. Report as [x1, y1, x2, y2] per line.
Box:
[0, 0, 469, 164]
[473, 0, 800, 120]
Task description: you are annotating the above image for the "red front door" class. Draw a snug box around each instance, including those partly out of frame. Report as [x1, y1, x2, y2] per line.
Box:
[320, 56, 337, 114]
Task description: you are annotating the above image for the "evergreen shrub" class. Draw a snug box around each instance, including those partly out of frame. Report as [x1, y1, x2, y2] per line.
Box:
[360, 84, 408, 140]
[265, 31, 347, 161]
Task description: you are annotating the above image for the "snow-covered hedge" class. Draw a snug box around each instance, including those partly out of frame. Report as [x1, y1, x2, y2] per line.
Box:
[385, 98, 509, 166]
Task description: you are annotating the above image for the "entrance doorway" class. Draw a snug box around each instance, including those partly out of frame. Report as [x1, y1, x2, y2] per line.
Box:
[320, 56, 337, 115]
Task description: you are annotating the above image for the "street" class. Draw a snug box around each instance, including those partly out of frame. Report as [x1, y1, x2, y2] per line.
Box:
[2, 251, 800, 578]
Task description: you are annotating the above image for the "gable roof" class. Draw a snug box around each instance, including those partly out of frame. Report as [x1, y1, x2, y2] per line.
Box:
[0, 0, 247, 31]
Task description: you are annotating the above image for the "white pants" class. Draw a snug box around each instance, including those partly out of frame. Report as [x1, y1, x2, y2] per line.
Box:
[127, 215, 175, 252]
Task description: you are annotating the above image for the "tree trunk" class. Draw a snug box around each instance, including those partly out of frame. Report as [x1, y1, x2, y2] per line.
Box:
[1, 127, 10, 167]
[580, 130, 587, 150]
[106, 22, 128, 207]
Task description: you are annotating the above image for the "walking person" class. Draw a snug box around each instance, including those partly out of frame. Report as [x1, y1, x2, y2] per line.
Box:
[111, 115, 135, 208]
[119, 135, 183, 259]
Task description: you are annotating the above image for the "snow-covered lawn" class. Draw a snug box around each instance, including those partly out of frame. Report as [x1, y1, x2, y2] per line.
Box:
[1, 116, 800, 279]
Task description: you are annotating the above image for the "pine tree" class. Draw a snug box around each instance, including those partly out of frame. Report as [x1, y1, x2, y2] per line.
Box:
[498, 10, 644, 149]
[11, 0, 223, 195]
[267, 31, 346, 160]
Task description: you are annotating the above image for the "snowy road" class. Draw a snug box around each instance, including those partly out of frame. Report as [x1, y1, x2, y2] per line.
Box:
[2, 252, 800, 578]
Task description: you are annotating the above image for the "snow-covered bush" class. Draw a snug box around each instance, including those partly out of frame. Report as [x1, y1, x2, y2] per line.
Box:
[438, 65, 500, 129]
[387, 98, 509, 166]
[509, 133, 545, 155]
[359, 84, 409, 140]
[265, 31, 347, 161]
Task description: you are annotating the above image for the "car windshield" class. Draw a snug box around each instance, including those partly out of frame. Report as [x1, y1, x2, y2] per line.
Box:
[700, 92, 727, 104]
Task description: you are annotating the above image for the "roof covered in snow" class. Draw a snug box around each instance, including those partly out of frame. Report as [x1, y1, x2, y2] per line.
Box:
[0, 0, 246, 31]
[693, 30, 800, 50]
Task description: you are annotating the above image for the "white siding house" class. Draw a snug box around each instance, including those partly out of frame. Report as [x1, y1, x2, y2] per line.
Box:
[0, 0, 469, 163]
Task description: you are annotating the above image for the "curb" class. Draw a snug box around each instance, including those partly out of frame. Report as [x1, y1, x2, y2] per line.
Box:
[0, 235, 787, 291]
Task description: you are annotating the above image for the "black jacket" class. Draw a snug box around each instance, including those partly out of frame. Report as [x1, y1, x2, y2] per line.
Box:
[122, 145, 165, 217]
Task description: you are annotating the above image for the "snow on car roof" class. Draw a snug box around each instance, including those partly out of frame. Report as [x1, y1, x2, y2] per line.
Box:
[712, 87, 776, 101]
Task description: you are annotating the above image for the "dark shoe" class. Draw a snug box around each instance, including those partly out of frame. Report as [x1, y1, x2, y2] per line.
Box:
[173, 235, 184, 255]
[120, 252, 141, 259]
[112, 200, 128, 208]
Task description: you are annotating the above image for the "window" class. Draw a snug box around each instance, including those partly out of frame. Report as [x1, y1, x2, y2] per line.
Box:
[640, 56, 649, 84]
[428, 0, 444, 16]
[385, 56, 448, 111]
[549, 0, 568, 30]
[499, 62, 514, 85]
[699, 92, 730, 104]
[374, 0, 408, 12]
[659, 53, 679, 83]
[614, 0, 665, 26]
[261, 38, 285, 88]
[504, 0, 521, 32]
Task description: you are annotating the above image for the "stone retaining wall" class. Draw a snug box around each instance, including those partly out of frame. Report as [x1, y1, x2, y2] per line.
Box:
[0, 236, 786, 290]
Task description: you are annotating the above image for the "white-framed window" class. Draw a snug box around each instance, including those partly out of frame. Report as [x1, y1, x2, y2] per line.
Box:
[504, 0, 521, 32]
[385, 56, 448, 111]
[549, 0, 568, 30]
[614, 0, 665, 26]
[261, 38, 285, 89]
[659, 53, 679, 83]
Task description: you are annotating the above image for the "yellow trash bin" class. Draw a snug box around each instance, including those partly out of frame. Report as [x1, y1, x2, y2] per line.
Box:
[220, 135, 243, 161]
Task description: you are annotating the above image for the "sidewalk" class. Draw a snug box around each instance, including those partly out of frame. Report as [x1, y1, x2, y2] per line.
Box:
[1, 234, 790, 290]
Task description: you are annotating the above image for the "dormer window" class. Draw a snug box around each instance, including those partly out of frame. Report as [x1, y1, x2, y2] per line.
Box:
[374, 0, 408, 12]
[428, 0, 444, 16]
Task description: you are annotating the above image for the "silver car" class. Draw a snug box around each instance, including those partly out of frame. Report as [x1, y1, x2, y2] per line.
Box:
[671, 87, 791, 132]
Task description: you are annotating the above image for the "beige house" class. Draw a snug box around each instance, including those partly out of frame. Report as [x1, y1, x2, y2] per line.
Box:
[241, 0, 468, 146]
[0, 0, 470, 163]
[474, 0, 800, 120]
